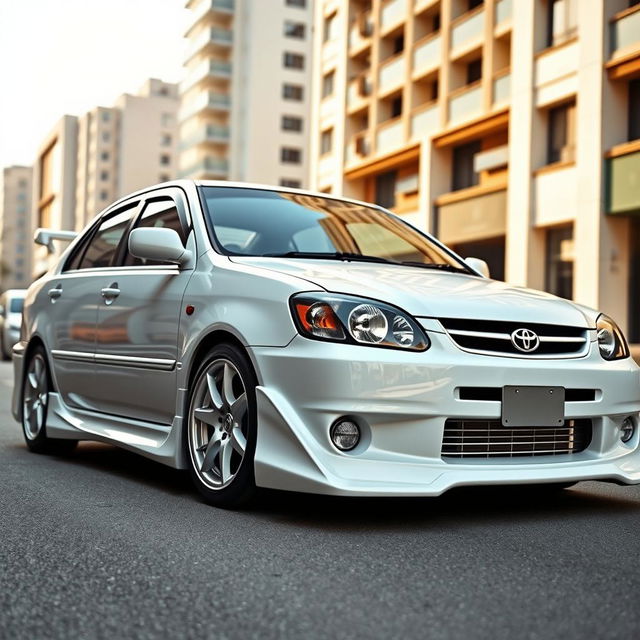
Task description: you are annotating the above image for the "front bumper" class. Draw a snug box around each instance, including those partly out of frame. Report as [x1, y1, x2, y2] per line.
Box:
[250, 332, 640, 496]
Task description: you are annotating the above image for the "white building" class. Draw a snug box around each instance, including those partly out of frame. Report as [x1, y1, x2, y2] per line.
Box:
[180, 0, 314, 188]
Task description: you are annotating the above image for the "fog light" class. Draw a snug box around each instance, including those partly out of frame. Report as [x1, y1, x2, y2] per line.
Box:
[330, 419, 360, 451]
[620, 417, 635, 443]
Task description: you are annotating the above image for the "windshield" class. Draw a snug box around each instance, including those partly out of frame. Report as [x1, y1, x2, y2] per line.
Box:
[200, 187, 469, 271]
[9, 298, 24, 313]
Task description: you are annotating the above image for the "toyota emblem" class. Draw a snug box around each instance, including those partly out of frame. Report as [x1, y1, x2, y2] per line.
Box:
[511, 328, 540, 353]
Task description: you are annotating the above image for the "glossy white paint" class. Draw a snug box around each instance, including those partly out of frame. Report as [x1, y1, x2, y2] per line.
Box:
[11, 180, 640, 496]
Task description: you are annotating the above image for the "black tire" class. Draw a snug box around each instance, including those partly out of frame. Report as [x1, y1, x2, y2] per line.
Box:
[21, 346, 77, 455]
[185, 343, 258, 509]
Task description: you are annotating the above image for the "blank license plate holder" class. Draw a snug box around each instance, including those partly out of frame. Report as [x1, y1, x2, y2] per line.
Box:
[501, 386, 565, 427]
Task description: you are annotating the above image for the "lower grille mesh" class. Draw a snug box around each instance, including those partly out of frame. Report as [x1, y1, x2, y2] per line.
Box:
[442, 419, 592, 458]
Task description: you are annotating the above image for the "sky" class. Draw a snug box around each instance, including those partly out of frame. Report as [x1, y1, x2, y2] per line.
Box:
[0, 0, 189, 169]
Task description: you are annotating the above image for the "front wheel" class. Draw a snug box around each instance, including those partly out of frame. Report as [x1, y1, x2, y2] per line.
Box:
[185, 344, 258, 509]
[21, 346, 77, 455]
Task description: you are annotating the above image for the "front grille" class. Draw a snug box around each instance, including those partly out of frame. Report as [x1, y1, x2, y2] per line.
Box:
[442, 419, 592, 458]
[438, 318, 590, 358]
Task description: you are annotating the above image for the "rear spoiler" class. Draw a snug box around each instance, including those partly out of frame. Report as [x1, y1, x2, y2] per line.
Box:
[34, 228, 78, 254]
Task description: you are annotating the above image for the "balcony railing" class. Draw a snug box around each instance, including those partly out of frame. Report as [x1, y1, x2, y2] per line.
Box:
[347, 74, 372, 111]
[179, 91, 231, 121]
[179, 156, 229, 179]
[449, 83, 483, 126]
[348, 11, 373, 52]
[180, 124, 231, 150]
[411, 102, 439, 140]
[181, 59, 232, 93]
[380, 0, 406, 32]
[185, 26, 233, 62]
[450, 8, 485, 55]
[413, 33, 440, 77]
[345, 133, 371, 166]
[607, 146, 640, 215]
[379, 55, 405, 94]
[376, 119, 405, 155]
[494, 0, 512, 29]
[188, 0, 234, 33]
[610, 6, 640, 59]
[492, 70, 510, 108]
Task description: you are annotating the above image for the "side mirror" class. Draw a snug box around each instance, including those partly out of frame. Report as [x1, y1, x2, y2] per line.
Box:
[465, 257, 490, 278]
[128, 227, 192, 265]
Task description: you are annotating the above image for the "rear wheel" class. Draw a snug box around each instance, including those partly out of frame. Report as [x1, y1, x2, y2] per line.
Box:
[186, 344, 258, 509]
[21, 346, 77, 454]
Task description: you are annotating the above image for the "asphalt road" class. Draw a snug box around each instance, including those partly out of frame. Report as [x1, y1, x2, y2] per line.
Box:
[1, 360, 640, 640]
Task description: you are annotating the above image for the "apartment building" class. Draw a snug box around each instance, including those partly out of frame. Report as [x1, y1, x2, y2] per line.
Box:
[179, 0, 314, 188]
[310, 0, 640, 342]
[76, 79, 179, 230]
[0, 166, 33, 291]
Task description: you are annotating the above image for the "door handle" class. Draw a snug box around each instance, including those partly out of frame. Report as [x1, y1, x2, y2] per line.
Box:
[48, 285, 62, 301]
[100, 283, 120, 304]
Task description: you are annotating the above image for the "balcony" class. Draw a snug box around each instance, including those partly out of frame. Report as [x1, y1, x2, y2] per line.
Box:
[534, 164, 577, 226]
[412, 34, 440, 78]
[181, 59, 232, 93]
[379, 55, 405, 95]
[179, 91, 231, 121]
[448, 83, 483, 127]
[347, 74, 372, 112]
[348, 11, 373, 54]
[345, 133, 371, 167]
[492, 70, 510, 108]
[610, 5, 640, 60]
[380, 0, 406, 33]
[438, 187, 507, 246]
[179, 156, 229, 179]
[606, 143, 640, 216]
[450, 7, 485, 59]
[185, 26, 233, 63]
[410, 102, 439, 141]
[186, 0, 234, 37]
[376, 118, 405, 156]
[180, 124, 230, 150]
[494, 0, 512, 32]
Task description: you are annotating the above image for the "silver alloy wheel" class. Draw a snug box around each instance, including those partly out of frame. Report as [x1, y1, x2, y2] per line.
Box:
[189, 358, 249, 490]
[23, 354, 48, 440]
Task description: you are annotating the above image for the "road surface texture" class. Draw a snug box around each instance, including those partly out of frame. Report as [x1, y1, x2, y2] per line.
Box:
[1, 360, 639, 639]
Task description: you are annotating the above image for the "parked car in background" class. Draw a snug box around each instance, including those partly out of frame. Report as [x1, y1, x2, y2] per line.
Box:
[0, 289, 26, 360]
[11, 181, 640, 508]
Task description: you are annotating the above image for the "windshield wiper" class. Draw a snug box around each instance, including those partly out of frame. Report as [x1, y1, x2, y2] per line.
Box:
[399, 261, 469, 273]
[262, 251, 401, 265]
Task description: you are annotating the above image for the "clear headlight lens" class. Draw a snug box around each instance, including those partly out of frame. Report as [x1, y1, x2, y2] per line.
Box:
[596, 314, 629, 361]
[290, 293, 429, 351]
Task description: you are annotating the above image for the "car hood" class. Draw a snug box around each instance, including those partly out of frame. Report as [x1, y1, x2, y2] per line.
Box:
[229, 257, 594, 327]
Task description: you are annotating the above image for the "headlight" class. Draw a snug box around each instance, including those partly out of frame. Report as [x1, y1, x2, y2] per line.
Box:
[290, 293, 429, 351]
[596, 314, 629, 361]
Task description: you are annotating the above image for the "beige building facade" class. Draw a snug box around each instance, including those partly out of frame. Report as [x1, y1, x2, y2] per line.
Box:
[180, 0, 314, 188]
[310, 0, 640, 343]
[0, 166, 33, 291]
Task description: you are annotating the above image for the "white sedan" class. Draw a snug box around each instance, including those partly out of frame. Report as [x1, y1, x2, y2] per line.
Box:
[11, 181, 640, 508]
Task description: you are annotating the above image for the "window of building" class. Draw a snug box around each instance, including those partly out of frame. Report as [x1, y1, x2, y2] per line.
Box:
[161, 113, 173, 127]
[547, 0, 577, 47]
[284, 20, 305, 38]
[375, 171, 397, 209]
[281, 147, 302, 164]
[466, 58, 482, 85]
[159, 174, 171, 183]
[283, 83, 304, 101]
[17, 192, 26, 202]
[393, 34, 404, 54]
[161, 133, 172, 147]
[547, 100, 576, 164]
[321, 71, 335, 98]
[160, 154, 171, 166]
[101, 151, 110, 161]
[452, 140, 481, 191]
[101, 111, 110, 122]
[16, 244, 24, 254]
[286, 0, 306, 7]
[320, 129, 333, 155]
[468, 0, 483, 10]
[102, 131, 110, 143]
[282, 115, 303, 132]
[100, 170, 109, 181]
[100, 190, 109, 201]
[391, 96, 403, 118]
[323, 12, 338, 42]
[15, 272, 24, 281]
[629, 79, 640, 141]
[18, 179, 27, 188]
[16, 258, 24, 267]
[280, 178, 302, 188]
[545, 225, 574, 299]
[284, 52, 305, 70]
[433, 12, 441, 31]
